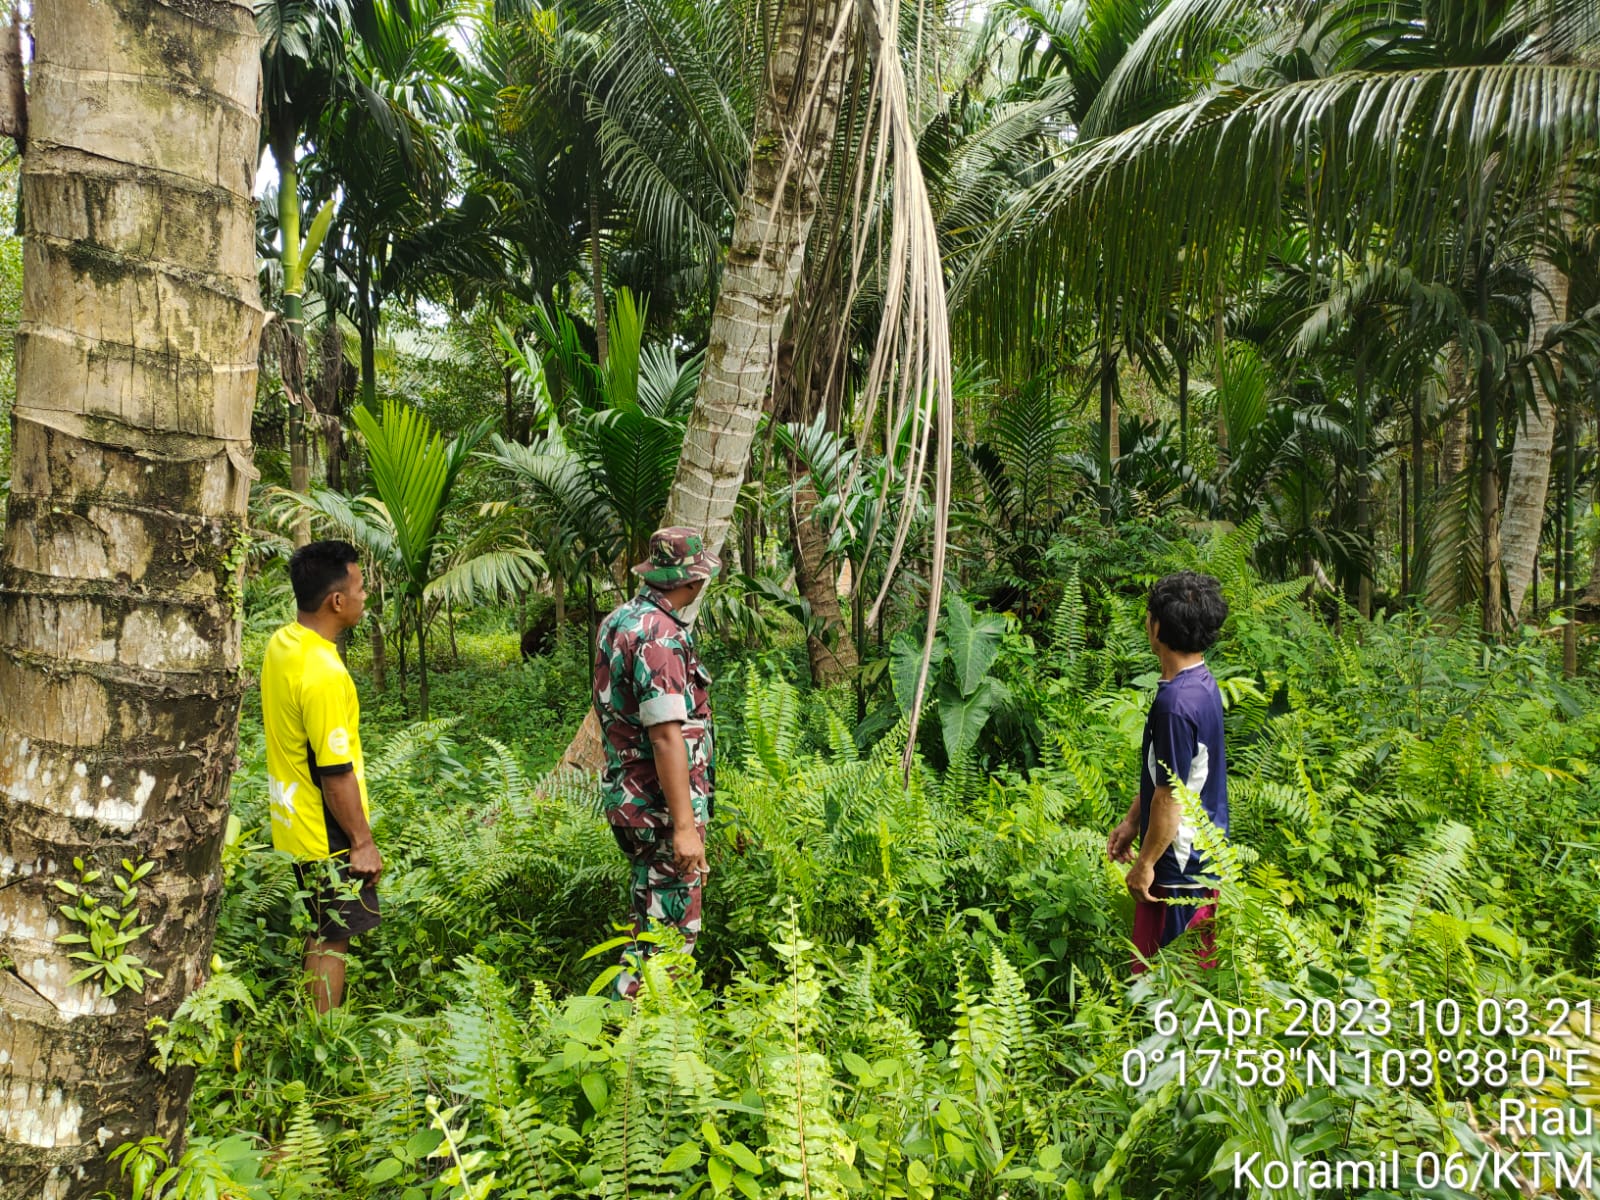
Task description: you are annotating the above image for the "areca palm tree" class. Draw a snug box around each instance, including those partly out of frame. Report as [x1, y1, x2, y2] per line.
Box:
[277, 401, 540, 716]
[484, 288, 699, 619]
[258, 0, 369, 506]
[315, 0, 468, 407]
[965, 0, 1600, 632]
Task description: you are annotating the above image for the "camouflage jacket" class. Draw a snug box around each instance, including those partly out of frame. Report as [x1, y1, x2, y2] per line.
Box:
[593, 586, 714, 828]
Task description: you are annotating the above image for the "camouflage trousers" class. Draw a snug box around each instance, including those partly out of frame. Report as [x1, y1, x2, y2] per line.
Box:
[609, 821, 706, 1000]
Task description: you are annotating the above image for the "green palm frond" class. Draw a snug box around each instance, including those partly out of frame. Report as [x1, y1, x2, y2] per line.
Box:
[1077, 0, 1292, 138]
[353, 400, 450, 592]
[963, 62, 1600, 335]
[577, 406, 685, 566]
[600, 288, 645, 411]
[426, 547, 544, 609]
[266, 484, 401, 574]
[352, 400, 494, 595]
[637, 345, 702, 420]
[494, 317, 555, 425]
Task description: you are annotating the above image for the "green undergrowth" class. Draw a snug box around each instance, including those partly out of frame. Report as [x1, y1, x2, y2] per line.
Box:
[116, 543, 1600, 1200]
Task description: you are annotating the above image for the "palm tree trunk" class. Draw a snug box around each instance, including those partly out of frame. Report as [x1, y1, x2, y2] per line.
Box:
[791, 467, 858, 685]
[1477, 263, 1505, 635]
[1563, 389, 1578, 676]
[1501, 253, 1570, 620]
[316, 269, 345, 491]
[661, 0, 846, 554]
[1400, 459, 1410, 601]
[1177, 352, 1189, 464]
[589, 169, 607, 367]
[1098, 342, 1116, 526]
[370, 588, 388, 691]
[563, 0, 847, 770]
[417, 599, 431, 721]
[272, 135, 311, 548]
[1411, 390, 1426, 599]
[1213, 293, 1229, 471]
[359, 244, 377, 409]
[396, 602, 408, 690]
[0, 1, 262, 1193]
[1354, 350, 1372, 619]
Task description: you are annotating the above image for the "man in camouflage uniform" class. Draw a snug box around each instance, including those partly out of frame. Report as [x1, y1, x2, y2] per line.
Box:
[593, 527, 719, 998]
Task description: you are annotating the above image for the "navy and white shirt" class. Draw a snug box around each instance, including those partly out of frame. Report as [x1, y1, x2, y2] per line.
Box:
[1139, 662, 1228, 890]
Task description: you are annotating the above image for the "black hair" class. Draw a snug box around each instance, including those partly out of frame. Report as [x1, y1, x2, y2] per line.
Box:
[1147, 570, 1228, 653]
[289, 540, 360, 612]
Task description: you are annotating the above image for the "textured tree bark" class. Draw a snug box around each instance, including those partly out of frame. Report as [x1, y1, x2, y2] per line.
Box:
[563, 0, 847, 770]
[370, 588, 388, 691]
[1501, 254, 1570, 620]
[791, 471, 858, 685]
[0, 2, 262, 1196]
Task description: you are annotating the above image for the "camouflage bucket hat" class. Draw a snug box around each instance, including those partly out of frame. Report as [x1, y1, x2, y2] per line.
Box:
[632, 527, 722, 586]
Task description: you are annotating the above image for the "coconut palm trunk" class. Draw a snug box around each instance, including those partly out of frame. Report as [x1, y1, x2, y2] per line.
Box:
[661, 0, 847, 550]
[563, 0, 847, 770]
[0, 1, 262, 1196]
[1501, 252, 1570, 620]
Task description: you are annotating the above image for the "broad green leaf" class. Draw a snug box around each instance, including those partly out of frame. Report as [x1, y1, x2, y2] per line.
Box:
[938, 676, 1006, 760]
[943, 593, 1006, 697]
[581, 1072, 610, 1113]
[402, 1129, 443, 1162]
[723, 1141, 762, 1174]
[660, 1142, 701, 1172]
[891, 630, 946, 714]
[365, 1159, 405, 1184]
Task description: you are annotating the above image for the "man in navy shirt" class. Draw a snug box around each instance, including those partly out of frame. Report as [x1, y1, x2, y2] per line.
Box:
[1106, 571, 1229, 973]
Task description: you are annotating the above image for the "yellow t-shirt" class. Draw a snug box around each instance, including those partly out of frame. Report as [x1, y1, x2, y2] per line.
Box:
[260, 623, 370, 860]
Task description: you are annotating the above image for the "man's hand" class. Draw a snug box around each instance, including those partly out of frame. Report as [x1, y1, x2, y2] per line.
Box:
[348, 838, 383, 884]
[1125, 859, 1156, 903]
[1106, 817, 1137, 863]
[673, 824, 708, 879]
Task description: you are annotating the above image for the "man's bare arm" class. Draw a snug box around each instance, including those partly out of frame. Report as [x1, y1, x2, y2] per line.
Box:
[322, 772, 381, 882]
[1124, 786, 1180, 901]
[647, 721, 707, 874]
[1138, 786, 1181, 866]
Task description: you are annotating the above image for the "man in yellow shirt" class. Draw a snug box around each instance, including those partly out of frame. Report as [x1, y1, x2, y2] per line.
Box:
[261, 540, 381, 1012]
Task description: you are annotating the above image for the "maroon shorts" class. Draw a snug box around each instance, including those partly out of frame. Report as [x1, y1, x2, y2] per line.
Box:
[1132, 886, 1217, 975]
